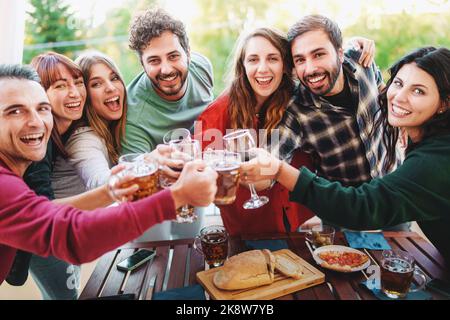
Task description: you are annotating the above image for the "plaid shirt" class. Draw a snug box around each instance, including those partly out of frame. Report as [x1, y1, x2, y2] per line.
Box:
[275, 49, 397, 186]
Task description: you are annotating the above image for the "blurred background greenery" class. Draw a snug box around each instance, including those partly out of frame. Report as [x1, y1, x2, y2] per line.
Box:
[23, 0, 450, 97]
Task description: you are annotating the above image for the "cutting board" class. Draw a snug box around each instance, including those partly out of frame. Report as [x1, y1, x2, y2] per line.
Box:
[196, 249, 325, 300]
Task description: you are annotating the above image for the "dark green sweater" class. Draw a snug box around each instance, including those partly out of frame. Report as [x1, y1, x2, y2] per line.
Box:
[291, 134, 450, 262]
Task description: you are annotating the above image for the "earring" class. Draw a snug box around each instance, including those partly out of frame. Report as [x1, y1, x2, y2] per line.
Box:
[438, 110, 445, 114]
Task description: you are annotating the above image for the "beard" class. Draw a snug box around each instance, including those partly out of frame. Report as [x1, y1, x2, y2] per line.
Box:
[150, 69, 189, 97]
[302, 56, 342, 96]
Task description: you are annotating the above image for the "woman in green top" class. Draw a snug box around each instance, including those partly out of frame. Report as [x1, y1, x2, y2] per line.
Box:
[241, 47, 450, 262]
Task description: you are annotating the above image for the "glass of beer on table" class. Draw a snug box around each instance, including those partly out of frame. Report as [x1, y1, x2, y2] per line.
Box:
[194, 225, 229, 268]
[380, 249, 427, 299]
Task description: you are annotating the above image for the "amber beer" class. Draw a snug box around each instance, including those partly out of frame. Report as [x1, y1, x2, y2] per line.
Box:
[381, 257, 415, 298]
[120, 170, 160, 201]
[199, 226, 229, 267]
[214, 163, 240, 205]
[203, 150, 241, 206]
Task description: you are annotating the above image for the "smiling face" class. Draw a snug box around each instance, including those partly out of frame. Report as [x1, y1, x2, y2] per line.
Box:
[243, 36, 284, 108]
[87, 63, 125, 121]
[141, 30, 190, 101]
[291, 30, 344, 96]
[387, 63, 443, 142]
[45, 64, 86, 134]
[0, 79, 53, 176]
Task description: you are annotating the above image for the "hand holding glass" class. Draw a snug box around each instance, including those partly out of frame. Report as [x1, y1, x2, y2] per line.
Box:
[223, 129, 269, 209]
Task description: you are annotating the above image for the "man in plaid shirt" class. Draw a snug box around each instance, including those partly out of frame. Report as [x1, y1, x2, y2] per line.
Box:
[275, 15, 408, 230]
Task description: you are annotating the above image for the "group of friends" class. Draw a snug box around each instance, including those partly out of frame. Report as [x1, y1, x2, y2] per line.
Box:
[0, 8, 448, 300]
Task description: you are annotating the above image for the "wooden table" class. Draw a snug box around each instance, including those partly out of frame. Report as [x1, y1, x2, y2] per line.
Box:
[79, 232, 449, 300]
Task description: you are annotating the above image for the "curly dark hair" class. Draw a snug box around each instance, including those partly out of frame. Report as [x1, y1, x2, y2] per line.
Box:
[129, 8, 189, 58]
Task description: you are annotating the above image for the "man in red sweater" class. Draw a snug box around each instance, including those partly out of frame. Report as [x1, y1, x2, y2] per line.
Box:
[0, 64, 218, 284]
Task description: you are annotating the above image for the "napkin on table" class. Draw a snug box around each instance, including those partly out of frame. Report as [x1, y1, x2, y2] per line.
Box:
[344, 231, 391, 250]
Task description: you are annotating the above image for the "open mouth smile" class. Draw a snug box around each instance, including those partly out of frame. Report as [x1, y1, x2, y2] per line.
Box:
[391, 104, 412, 117]
[20, 133, 45, 146]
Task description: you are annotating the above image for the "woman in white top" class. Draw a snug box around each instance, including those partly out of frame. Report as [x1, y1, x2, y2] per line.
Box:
[67, 51, 127, 189]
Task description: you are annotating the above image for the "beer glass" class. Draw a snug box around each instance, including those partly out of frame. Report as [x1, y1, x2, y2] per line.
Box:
[203, 150, 241, 205]
[109, 153, 160, 202]
[223, 129, 269, 209]
[194, 225, 229, 268]
[381, 249, 427, 299]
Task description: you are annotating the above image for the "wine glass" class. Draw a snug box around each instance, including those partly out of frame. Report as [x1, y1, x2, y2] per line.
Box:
[223, 129, 269, 209]
[163, 128, 191, 145]
[169, 138, 201, 223]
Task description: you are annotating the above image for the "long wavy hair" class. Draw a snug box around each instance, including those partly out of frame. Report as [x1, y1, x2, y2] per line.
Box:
[30, 52, 85, 158]
[226, 27, 295, 132]
[374, 47, 450, 171]
[75, 52, 128, 165]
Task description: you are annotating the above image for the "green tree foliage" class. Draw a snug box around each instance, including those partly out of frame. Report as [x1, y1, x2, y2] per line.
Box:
[191, 0, 272, 96]
[344, 10, 450, 78]
[83, 0, 158, 83]
[23, 0, 85, 63]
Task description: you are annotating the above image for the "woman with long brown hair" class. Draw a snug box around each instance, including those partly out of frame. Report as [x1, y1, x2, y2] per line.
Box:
[196, 27, 315, 236]
[65, 51, 128, 189]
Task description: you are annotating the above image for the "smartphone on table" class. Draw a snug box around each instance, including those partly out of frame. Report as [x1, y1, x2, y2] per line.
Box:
[116, 249, 156, 272]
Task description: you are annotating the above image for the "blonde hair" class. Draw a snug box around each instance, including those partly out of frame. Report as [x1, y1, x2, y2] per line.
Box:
[226, 27, 294, 132]
[75, 51, 127, 164]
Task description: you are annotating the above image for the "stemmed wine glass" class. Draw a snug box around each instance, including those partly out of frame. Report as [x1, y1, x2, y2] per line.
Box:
[223, 129, 269, 209]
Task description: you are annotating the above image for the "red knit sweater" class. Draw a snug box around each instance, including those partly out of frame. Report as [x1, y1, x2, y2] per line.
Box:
[195, 95, 315, 236]
[0, 160, 176, 284]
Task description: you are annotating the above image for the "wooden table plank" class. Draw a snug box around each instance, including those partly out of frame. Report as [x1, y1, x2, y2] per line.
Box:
[189, 241, 205, 286]
[151, 245, 170, 293]
[167, 244, 189, 290]
[100, 248, 135, 297]
[79, 250, 118, 299]
[394, 237, 449, 281]
[409, 237, 448, 270]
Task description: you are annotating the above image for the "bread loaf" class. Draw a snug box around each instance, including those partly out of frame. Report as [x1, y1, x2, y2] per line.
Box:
[213, 250, 275, 290]
[274, 252, 304, 279]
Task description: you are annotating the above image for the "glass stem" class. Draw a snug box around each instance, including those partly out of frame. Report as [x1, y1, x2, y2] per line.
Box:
[249, 184, 260, 200]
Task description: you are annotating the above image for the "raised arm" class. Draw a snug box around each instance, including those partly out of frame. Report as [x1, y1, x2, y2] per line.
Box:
[66, 128, 112, 190]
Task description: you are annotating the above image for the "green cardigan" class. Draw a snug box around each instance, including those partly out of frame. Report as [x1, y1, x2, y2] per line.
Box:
[291, 133, 450, 262]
